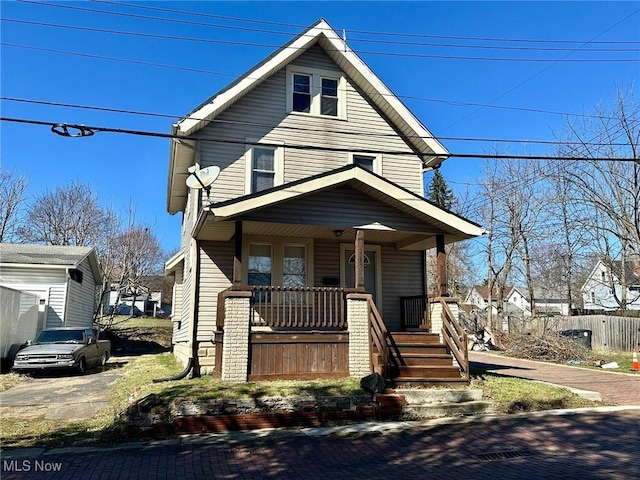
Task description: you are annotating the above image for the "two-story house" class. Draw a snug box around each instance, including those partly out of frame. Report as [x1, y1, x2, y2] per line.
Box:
[164, 19, 484, 384]
[581, 259, 640, 311]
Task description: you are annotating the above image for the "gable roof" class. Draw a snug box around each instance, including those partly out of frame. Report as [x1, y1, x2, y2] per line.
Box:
[581, 258, 640, 292]
[193, 165, 485, 248]
[168, 18, 449, 214]
[0, 243, 103, 283]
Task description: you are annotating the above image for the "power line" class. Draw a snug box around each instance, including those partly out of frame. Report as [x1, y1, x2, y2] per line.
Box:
[439, 7, 640, 132]
[2, 116, 637, 162]
[90, 0, 640, 46]
[3, 96, 636, 148]
[0, 42, 624, 122]
[4, 18, 638, 62]
[17, 0, 640, 53]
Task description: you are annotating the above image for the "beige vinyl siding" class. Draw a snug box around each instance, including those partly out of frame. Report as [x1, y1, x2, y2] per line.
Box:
[0, 266, 67, 327]
[314, 241, 424, 331]
[196, 44, 424, 205]
[240, 185, 431, 233]
[174, 190, 198, 344]
[64, 258, 97, 328]
[380, 247, 424, 331]
[197, 241, 234, 341]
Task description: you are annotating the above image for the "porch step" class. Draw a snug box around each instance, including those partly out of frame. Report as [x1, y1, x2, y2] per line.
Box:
[390, 332, 441, 344]
[396, 365, 462, 379]
[390, 378, 470, 388]
[391, 343, 449, 355]
[394, 353, 454, 367]
[393, 388, 495, 419]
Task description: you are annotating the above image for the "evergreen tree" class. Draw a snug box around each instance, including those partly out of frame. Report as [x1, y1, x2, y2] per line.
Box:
[427, 170, 454, 210]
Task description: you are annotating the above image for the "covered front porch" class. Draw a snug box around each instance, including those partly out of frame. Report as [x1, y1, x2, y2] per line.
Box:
[184, 166, 483, 383]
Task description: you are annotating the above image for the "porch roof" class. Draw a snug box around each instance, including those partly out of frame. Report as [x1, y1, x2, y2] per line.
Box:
[193, 165, 485, 250]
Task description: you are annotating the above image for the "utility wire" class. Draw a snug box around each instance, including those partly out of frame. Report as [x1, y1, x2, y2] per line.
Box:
[2, 116, 637, 162]
[3, 18, 638, 62]
[16, 0, 640, 52]
[90, 0, 640, 45]
[2, 96, 636, 148]
[0, 42, 624, 122]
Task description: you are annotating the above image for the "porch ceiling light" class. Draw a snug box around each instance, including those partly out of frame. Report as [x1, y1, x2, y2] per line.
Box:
[333, 229, 344, 238]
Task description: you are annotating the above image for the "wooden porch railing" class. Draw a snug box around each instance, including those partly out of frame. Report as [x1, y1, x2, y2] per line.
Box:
[439, 298, 469, 380]
[400, 294, 429, 330]
[249, 286, 347, 329]
[368, 297, 390, 377]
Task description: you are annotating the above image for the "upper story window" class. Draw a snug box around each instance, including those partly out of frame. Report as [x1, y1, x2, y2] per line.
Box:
[350, 153, 381, 174]
[321, 78, 338, 116]
[245, 141, 284, 194]
[293, 74, 311, 113]
[286, 66, 346, 119]
[252, 147, 275, 192]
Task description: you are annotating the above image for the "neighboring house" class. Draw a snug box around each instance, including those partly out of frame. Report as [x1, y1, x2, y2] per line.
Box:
[464, 285, 513, 315]
[165, 19, 485, 383]
[466, 285, 571, 318]
[581, 259, 640, 311]
[102, 275, 170, 316]
[0, 243, 102, 328]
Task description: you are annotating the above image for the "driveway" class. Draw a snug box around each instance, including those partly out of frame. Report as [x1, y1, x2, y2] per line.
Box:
[0, 360, 126, 421]
[470, 351, 640, 405]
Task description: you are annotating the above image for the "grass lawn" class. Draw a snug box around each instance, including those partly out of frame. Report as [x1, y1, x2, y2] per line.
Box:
[0, 349, 606, 449]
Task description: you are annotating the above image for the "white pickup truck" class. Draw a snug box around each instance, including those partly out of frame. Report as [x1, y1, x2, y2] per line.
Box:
[13, 327, 111, 374]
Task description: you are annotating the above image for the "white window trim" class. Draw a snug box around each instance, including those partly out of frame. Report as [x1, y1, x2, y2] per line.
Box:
[242, 236, 314, 286]
[286, 65, 347, 119]
[349, 152, 382, 175]
[244, 140, 284, 194]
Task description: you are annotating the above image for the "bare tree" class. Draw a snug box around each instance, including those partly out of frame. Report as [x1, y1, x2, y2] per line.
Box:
[17, 181, 114, 247]
[0, 169, 29, 243]
[554, 88, 640, 310]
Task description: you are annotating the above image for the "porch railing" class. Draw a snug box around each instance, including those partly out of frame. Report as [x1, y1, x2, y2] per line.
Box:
[439, 298, 469, 380]
[368, 297, 390, 377]
[400, 294, 429, 330]
[249, 286, 347, 329]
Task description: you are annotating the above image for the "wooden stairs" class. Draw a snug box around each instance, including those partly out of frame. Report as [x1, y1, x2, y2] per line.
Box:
[375, 331, 469, 387]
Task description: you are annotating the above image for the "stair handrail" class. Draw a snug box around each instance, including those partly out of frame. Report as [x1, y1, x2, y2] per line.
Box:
[439, 298, 469, 380]
[367, 297, 389, 377]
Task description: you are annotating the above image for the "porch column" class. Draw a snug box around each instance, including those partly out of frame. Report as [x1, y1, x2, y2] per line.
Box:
[221, 290, 252, 382]
[436, 234, 448, 297]
[233, 221, 243, 286]
[354, 229, 365, 291]
[346, 293, 372, 377]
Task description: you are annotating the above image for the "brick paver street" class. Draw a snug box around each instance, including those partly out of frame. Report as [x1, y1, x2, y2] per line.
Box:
[2, 408, 639, 479]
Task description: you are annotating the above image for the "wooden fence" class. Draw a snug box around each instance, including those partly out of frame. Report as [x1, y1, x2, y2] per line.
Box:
[508, 315, 640, 352]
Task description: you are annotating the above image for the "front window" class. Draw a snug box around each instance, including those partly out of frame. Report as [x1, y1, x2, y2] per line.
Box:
[283, 245, 306, 287]
[248, 244, 272, 286]
[321, 78, 338, 116]
[292, 74, 311, 113]
[251, 147, 276, 193]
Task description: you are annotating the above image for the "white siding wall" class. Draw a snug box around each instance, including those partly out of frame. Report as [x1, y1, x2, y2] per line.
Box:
[196, 45, 424, 206]
[0, 266, 67, 327]
[64, 258, 97, 328]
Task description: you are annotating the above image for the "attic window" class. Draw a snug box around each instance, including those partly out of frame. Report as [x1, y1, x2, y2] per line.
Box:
[293, 74, 311, 113]
[286, 66, 346, 119]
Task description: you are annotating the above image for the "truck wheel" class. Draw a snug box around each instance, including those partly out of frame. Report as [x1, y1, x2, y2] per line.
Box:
[100, 352, 108, 367]
[78, 357, 87, 374]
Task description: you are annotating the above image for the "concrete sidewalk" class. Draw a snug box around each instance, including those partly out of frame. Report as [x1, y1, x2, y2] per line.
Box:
[469, 351, 640, 405]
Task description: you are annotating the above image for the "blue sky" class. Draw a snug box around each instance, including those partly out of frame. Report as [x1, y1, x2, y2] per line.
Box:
[1, 1, 638, 254]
